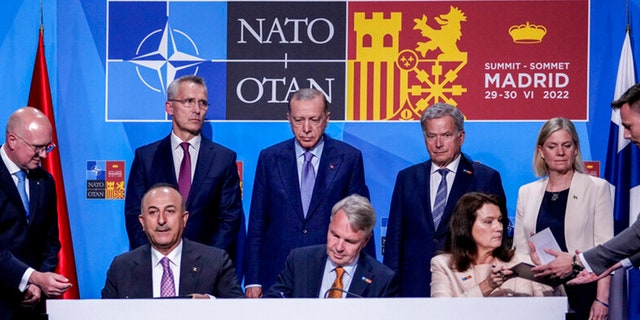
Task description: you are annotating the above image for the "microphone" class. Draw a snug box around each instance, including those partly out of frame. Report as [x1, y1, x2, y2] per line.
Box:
[323, 287, 364, 299]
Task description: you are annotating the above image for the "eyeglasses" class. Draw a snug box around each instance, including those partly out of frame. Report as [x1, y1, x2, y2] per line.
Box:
[169, 98, 209, 110]
[13, 133, 56, 154]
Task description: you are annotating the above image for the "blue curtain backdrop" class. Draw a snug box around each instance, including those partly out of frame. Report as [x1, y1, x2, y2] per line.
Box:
[0, 0, 638, 299]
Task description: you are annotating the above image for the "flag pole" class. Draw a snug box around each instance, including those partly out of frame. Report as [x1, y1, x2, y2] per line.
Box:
[28, 18, 80, 300]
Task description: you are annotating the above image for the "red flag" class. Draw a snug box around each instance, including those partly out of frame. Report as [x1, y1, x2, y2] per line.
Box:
[28, 26, 80, 299]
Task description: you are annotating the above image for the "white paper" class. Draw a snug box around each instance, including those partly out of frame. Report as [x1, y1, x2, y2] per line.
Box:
[528, 227, 562, 265]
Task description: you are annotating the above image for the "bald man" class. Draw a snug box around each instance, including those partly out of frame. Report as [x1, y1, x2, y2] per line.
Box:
[0, 107, 71, 320]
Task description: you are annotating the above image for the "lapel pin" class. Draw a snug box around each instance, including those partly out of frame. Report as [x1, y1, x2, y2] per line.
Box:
[463, 169, 472, 175]
[573, 195, 578, 200]
[192, 266, 199, 272]
[330, 164, 335, 169]
[461, 275, 472, 281]
[361, 276, 372, 284]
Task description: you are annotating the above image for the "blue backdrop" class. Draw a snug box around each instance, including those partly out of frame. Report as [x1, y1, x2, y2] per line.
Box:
[0, 0, 638, 299]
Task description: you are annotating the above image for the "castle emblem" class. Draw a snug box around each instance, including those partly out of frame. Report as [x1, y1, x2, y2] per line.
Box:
[348, 6, 468, 121]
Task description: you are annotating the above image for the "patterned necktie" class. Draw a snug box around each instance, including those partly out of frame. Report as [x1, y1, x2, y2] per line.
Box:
[328, 266, 344, 298]
[432, 168, 449, 228]
[160, 257, 176, 297]
[15, 170, 29, 220]
[300, 151, 315, 217]
[178, 142, 191, 200]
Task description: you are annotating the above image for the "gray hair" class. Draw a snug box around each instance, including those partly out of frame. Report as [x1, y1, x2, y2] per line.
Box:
[420, 103, 465, 133]
[166, 75, 207, 100]
[330, 194, 376, 235]
[533, 117, 585, 177]
[288, 88, 329, 113]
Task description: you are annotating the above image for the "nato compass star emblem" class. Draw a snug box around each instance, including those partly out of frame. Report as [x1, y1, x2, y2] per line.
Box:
[130, 21, 204, 94]
[88, 163, 104, 180]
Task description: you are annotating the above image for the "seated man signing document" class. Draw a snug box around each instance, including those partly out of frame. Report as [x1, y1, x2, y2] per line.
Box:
[265, 194, 398, 298]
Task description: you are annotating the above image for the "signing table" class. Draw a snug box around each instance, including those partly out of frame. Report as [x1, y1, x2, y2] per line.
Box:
[48, 297, 567, 320]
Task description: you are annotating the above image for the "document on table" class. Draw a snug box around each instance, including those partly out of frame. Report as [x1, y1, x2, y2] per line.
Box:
[528, 228, 562, 265]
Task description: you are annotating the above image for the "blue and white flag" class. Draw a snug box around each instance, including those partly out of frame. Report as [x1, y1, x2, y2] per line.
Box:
[604, 29, 640, 320]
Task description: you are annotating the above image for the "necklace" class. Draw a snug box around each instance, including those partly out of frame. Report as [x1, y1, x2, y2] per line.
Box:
[551, 193, 559, 201]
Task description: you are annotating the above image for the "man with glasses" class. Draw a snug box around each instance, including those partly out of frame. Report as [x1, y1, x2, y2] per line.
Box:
[244, 88, 374, 298]
[125, 75, 243, 263]
[383, 103, 507, 297]
[0, 107, 72, 320]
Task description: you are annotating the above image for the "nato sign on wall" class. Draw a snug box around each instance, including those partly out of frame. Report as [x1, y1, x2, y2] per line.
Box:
[106, 0, 587, 122]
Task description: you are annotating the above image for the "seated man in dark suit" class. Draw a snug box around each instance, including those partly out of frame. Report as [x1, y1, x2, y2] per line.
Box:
[102, 184, 243, 299]
[265, 194, 398, 298]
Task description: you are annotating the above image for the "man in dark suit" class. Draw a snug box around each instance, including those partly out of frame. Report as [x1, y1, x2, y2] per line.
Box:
[265, 194, 398, 298]
[125, 75, 243, 259]
[532, 83, 640, 282]
[103, 184, 243, 298]
[0, 107, 72, 320]
[383, 103, 506, 297]
[244, 88, 373, 298]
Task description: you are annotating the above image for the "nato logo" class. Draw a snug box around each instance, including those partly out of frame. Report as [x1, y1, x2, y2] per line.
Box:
[106, 1, 227, 121]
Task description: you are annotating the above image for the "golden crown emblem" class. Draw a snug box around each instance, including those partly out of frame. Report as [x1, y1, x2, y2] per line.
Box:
[509, 22, 547, 44]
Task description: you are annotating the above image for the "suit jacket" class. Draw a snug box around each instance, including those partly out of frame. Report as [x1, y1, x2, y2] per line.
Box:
[101, 239, 244, 298]
[382, 154, 506, 297]
[244, 136, 373, 290]
[514, 172, 613, 256]
[430, 253, 558, 297]
[265, 245, 398, 298]
[583, 218, 640, 275]
[0, 161, 59, 320]
[125, 135, 243, 258]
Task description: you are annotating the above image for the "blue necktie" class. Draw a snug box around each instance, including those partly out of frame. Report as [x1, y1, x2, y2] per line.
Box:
[300, 151, 315, 217]
[432, 168, 449, 228]
[15, 170, 29, 219]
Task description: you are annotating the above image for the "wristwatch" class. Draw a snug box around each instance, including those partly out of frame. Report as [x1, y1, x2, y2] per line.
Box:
[571, 254, 584, 278]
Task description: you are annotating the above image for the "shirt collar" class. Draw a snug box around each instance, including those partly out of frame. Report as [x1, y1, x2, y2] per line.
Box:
[151, 239, 183, 268]
[430, 153, 461, 175]
[327, 254, 359, 276]
[0, 144, 24, 175]
[294, 136, 325, 159]
[170, 132, 201, 151]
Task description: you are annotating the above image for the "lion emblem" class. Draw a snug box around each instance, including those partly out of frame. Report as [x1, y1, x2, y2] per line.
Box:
[413, 6, 467, 61]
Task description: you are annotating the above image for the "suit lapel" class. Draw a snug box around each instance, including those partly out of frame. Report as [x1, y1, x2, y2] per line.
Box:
[178, 240, 201, 296]
[190, 139, 216, 205]
[155, 136, 179, 185]
[0, 163, 26, 218]
[565, 172, 586, 244]
[349, 255, 373, 297]
[132, 245, 153, 298]
[276, 139, 305, 221]
[307, 137, 341, 219]
[437, 155, 473, 234]
[26, 170, 44, 223]
[528, 178, 548, 232]
[416, 162, 434, 231]
[310, 248, 328, 296]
